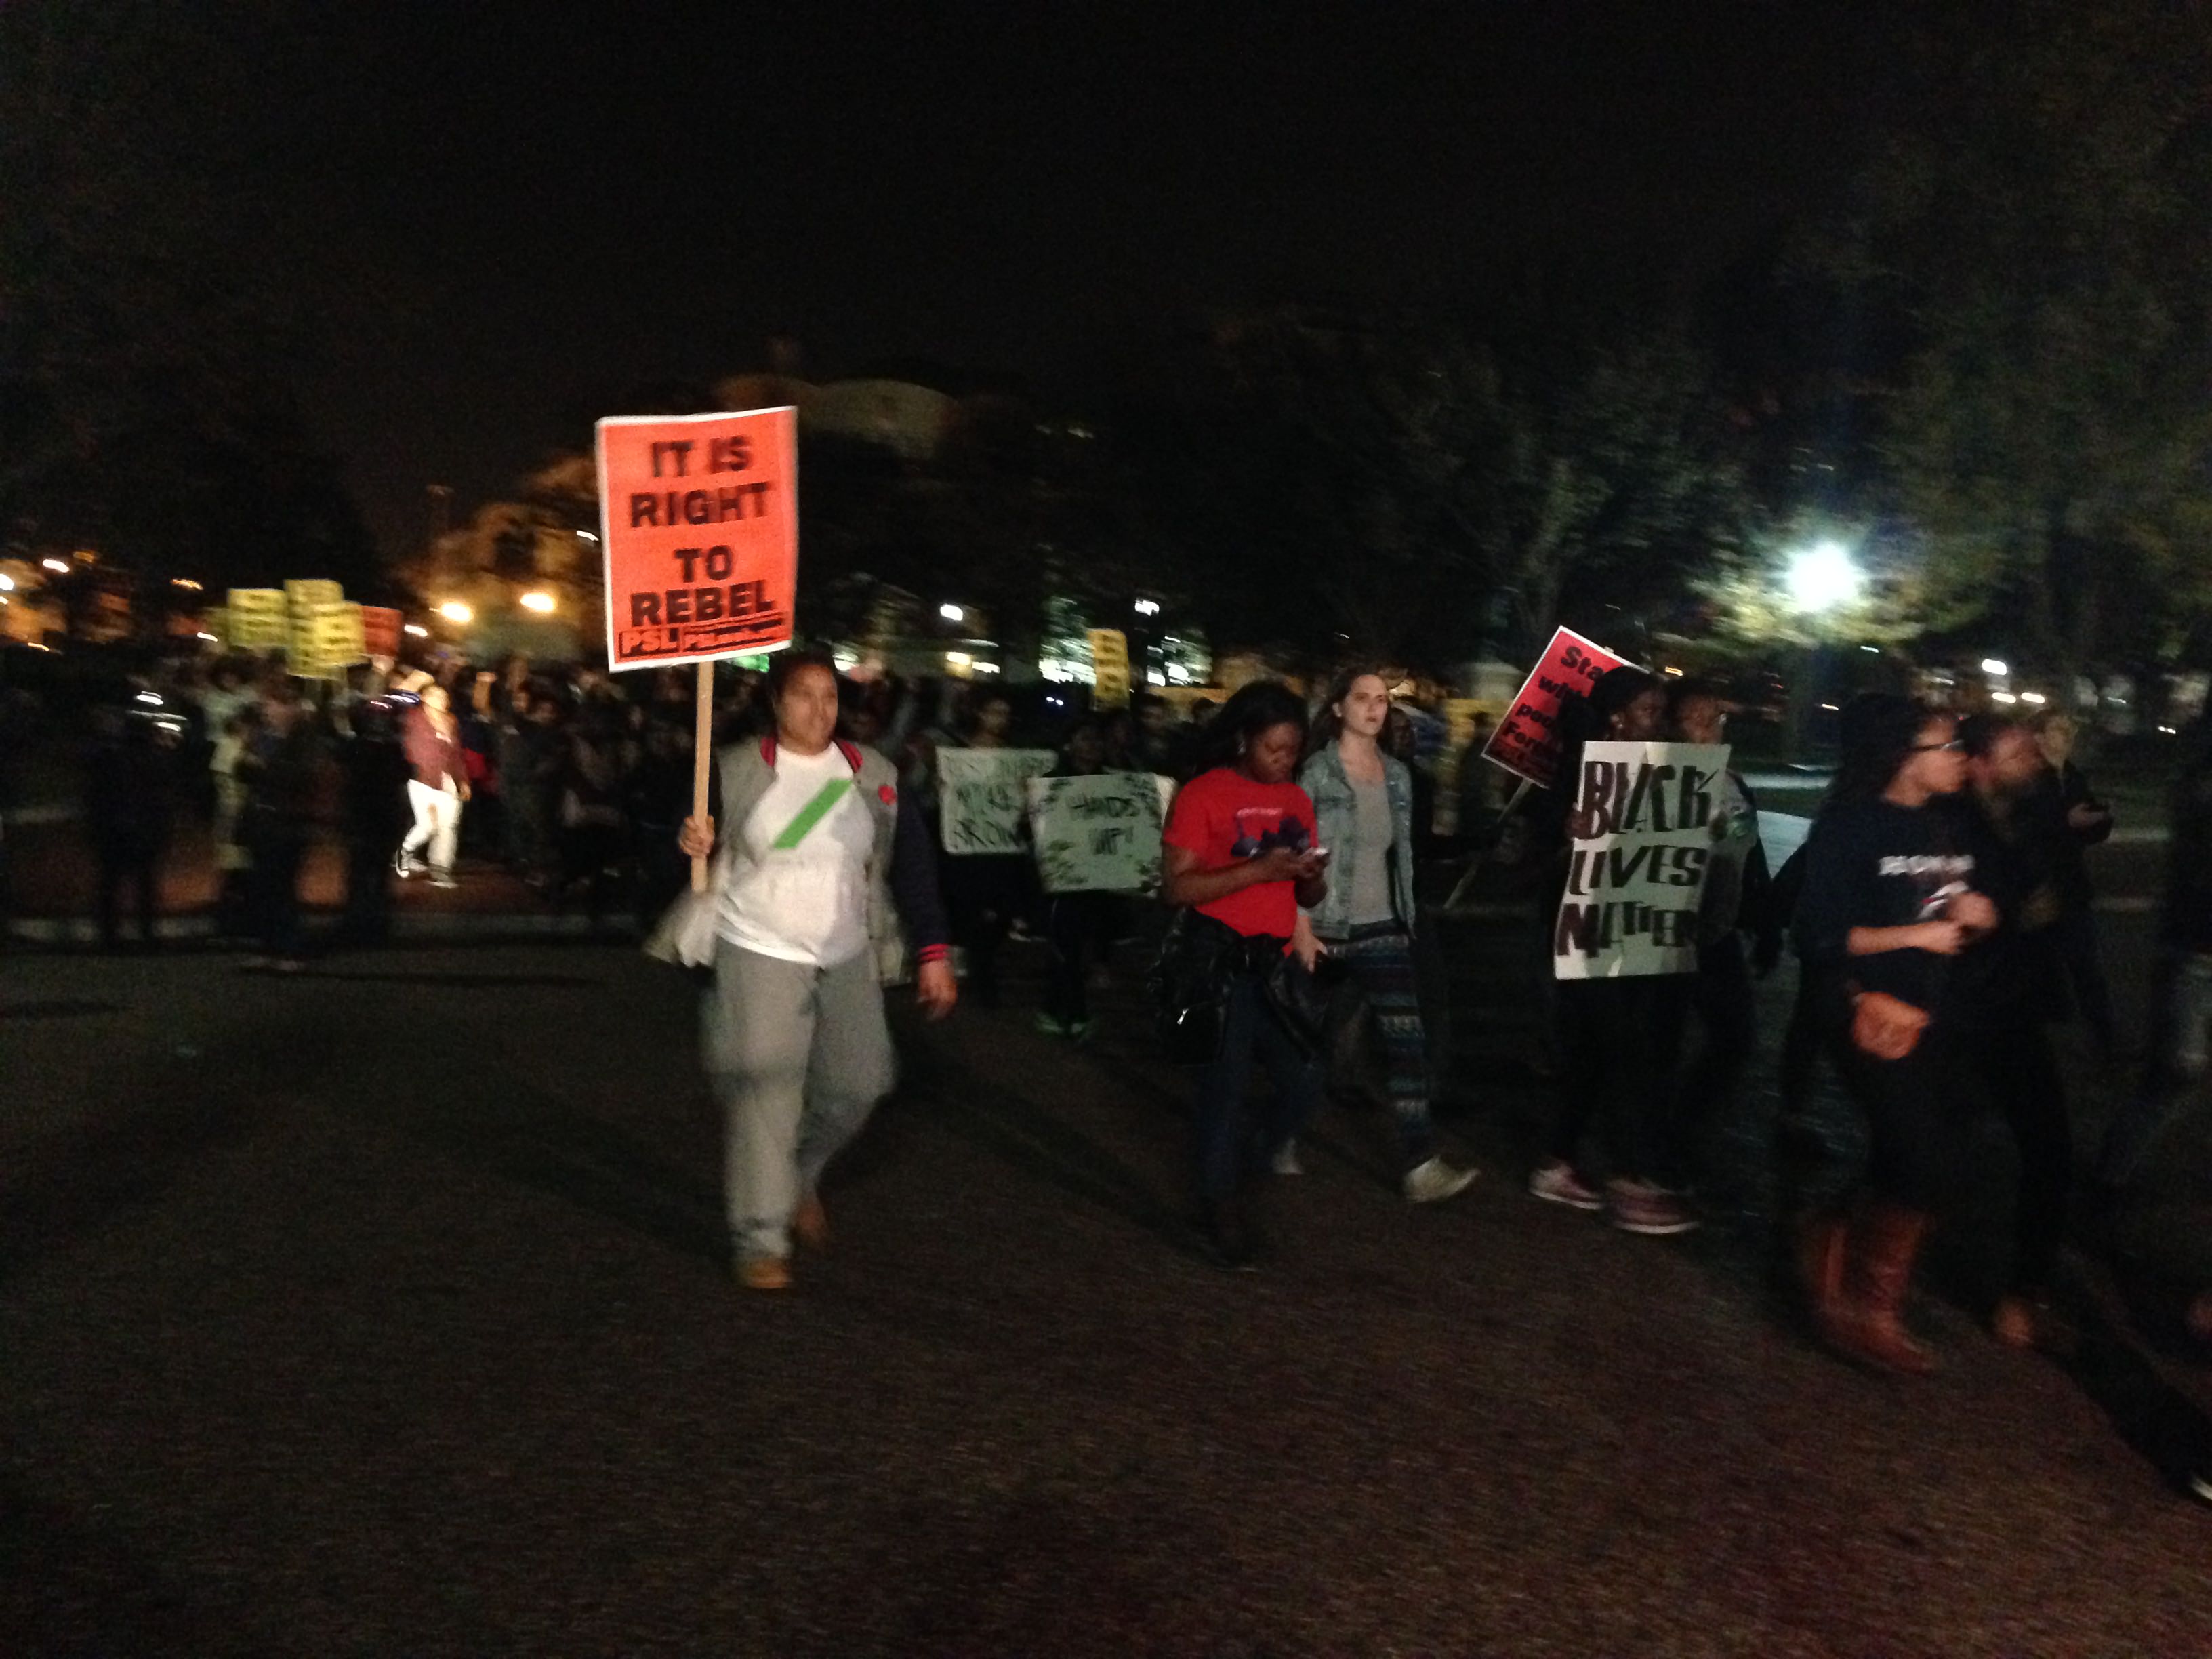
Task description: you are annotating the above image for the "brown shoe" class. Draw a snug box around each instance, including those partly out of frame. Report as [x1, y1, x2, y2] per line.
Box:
[1992, 1294, 2041, 1350]
[735, 1253, 792, 1292]
[1835, 1205, 1937, 1376]
[792, 1193, 830, 1252]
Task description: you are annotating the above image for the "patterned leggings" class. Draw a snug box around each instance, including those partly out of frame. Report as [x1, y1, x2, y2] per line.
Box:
[1333, 923, 1434, 1167]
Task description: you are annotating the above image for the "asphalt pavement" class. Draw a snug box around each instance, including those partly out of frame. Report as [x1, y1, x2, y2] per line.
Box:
[5, 856, 2212, 1655]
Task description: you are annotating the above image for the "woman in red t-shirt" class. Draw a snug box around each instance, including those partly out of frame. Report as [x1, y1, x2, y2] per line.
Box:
[1162, 681, 1330, 1269]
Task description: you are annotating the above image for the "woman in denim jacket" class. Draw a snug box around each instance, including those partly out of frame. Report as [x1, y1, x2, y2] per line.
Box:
[1292, 669, 1477, 1204]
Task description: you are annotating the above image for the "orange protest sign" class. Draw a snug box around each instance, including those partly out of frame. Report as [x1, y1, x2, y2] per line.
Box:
[594, 407, 798, 672]
[1482, 626, 1631, 790]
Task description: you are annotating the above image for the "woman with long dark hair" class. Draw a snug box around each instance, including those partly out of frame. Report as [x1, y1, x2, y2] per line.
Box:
[1160, 681, 1331, 1268]
[1291, 667, 1476, 1202]
[1793, 695, 1996, 1372]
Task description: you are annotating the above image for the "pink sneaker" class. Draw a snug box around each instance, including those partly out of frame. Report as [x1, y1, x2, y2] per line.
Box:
[1607, 1179, 1700, 1236]
[1528, 1160, 1603, 1211]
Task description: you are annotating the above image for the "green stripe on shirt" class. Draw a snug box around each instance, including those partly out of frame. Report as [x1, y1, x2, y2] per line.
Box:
[770, 778, 853, 849]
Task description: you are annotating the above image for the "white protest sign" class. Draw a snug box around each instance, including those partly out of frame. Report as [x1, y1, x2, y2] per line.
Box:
[1027, 771, 1168, 894]
[938, 747, 1055, 855]
[1553, 741, 1731, 980]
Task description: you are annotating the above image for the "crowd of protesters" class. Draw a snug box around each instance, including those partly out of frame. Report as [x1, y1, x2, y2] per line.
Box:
[21, 644, 2207, 1390]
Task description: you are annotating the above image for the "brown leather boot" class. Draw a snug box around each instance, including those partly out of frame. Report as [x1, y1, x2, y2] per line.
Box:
[1837, 1204, 1937, 1376]
[1796, 1210, 1853, 1347]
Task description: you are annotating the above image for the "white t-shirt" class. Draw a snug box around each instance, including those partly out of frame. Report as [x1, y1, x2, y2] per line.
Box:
[716, 745, 875, 967]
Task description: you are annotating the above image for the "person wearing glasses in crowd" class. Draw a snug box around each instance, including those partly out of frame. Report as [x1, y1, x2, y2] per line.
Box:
[1792, 697, 1997, 1374]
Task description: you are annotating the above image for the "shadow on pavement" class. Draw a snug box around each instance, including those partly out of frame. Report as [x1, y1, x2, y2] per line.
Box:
[908, 1044, 1200, 1261]
[0, 1094, 262, 1284]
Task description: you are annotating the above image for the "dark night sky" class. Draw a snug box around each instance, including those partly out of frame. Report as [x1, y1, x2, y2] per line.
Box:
[129, 2, 1891, 557]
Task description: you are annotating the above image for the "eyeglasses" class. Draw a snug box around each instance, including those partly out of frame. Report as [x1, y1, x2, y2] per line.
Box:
[1913, 739, 1966, 752]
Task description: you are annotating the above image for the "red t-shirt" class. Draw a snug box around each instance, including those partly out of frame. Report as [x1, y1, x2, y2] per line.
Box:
[1162, 766, 1318, 939]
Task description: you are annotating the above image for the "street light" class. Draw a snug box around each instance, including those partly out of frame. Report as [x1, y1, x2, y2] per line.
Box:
[1980, 657, 2009, 678]
[519, 590, 556, 614]
[1133, 598, 1160, 617]
[939, 602, 964, 623]
[41, 557, 68, 574]
[436, 600, 473, 625]
[0, 573, 13, 591]
[1784, 541, 1863, 612]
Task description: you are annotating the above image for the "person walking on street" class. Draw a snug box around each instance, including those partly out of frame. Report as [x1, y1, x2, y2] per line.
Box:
[1290, 668, 1476, 1204]
[1160, 682, 1331, 1269]
[1658, 680, 1775, 1193]
[2030, 709, 2120, 1059]
[1793, 697, 1998, 1374]
[1035, 720, 1129, 1041]
[237, 682, 325, 972]
[398, 684, 468, 889]
[83, 705, 178, 951]
[676, 649, 956, 1292]
[1954, 714, 2076, 1349]
[1526, 665, 1700, 1236]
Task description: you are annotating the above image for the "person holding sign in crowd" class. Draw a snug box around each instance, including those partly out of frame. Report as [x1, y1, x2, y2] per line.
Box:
[1657, 679, 1775, 1193]
[1035, 720, 1130, 1040]
[1525, 665, 1700, 1236]
[1160, 682, 1331, 1269]
[676, 650, 957, 1292]
[1290, 669, 1477, 1204]
[1792, 697, 1996, 1374]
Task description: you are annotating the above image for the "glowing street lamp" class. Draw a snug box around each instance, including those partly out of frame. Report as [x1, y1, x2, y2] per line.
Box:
[436, 600, 474, 625]
[1133, 598, 1161, 617]
[1980, 657, 2009, 678]
[519, 590, 556, 614]
[939, 602, 965, 623]
[1784, 541, 1863, 613]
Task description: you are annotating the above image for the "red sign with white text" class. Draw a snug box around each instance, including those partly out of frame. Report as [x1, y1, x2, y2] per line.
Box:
[1482, 626, 1631, 790]
[595, 407, 798, 672]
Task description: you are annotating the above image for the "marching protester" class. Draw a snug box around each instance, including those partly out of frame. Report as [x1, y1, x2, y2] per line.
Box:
[1159, 681, 1330, 1269]
[397, 682, 468, 889]
[337, 695, 412, 946]
[1952, 713, 2075, 1348]
[671, 649, 956, 1292]
[939, 690, 1030, 1004]
[1290, 668, 1477, 1203]
[1658, 678, 1774, 1193]
[83, 703, 178, 951]
[1035, 719, 1127, 1040]
[237, 680, 326, 973]
[1792, 696, 1997, 1373]
[2030, 708, 2120, 1059]
[1525, 665, 1700, 1235]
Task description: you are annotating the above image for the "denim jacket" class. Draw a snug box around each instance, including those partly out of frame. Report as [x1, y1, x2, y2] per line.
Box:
[1298, 743, 1417, 940]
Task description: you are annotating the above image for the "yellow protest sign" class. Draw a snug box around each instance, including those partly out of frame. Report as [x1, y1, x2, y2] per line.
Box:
[226, 589, 287, 651]
[1088, 628, 1131, 708]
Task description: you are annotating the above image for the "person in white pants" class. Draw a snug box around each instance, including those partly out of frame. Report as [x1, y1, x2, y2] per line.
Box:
[399, 684, 468, 888]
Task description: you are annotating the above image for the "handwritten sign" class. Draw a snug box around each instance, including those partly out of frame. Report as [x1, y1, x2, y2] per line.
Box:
[939, 748, 1055, 855]
[595, 406, 798, 672]
[1553, 741, 1730, 979]
[1027, 772, 1167, 893]
[1485, 627, 1629, 790]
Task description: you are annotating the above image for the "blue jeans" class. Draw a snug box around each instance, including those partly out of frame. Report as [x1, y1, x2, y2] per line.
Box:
[1194, 970, 1322, 1201]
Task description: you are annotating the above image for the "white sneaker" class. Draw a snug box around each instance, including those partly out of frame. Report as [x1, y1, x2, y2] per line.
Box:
[1270, 1142, 1304, 1176]
[430, 872, 459, 890]
[394, 850, 420, 878]
[1403, 1156, 1478, 1204]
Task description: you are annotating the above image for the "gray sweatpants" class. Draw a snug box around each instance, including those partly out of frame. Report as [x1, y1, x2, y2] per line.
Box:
[705, 940, 897, 1258]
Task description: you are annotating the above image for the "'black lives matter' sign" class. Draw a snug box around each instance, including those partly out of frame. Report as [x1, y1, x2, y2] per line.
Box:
[1553, 741, 1731, 979]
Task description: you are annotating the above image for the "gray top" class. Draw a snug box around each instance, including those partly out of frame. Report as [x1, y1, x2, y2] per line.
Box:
[1348, 776, 1395, 926]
